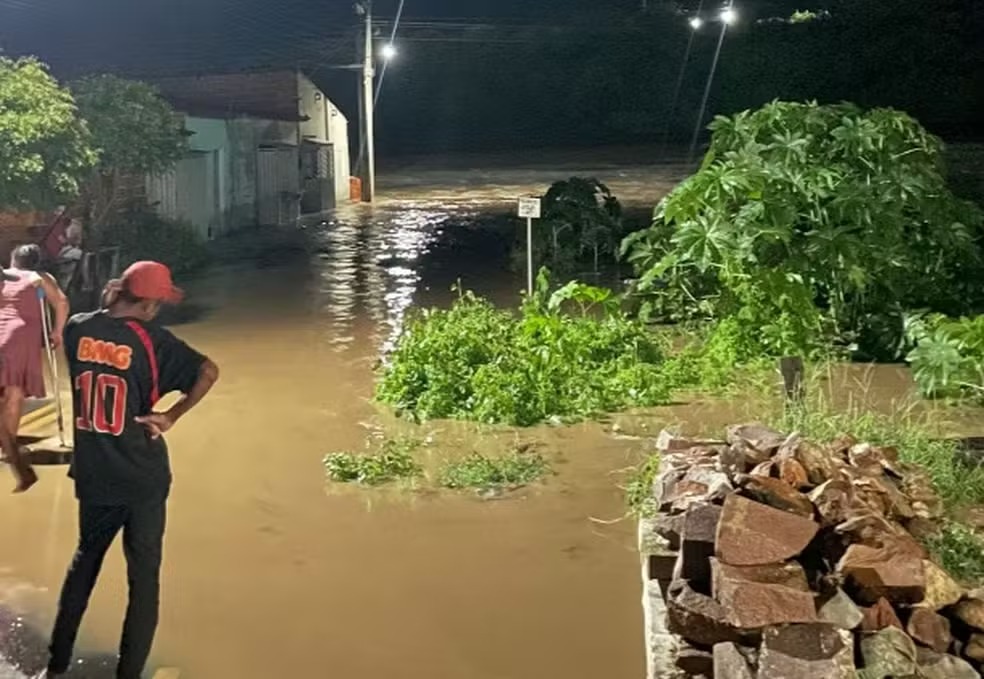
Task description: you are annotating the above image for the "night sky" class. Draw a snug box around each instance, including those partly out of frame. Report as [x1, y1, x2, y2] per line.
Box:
[1, 0, 980, 154]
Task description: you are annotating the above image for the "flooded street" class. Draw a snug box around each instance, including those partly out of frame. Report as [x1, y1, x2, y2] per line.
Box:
[0, 157, 978, 678]
[0, 160, 689, 679]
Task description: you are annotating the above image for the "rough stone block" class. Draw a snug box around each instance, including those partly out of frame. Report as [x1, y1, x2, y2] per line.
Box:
[906, 608, 952, 654]
[713, 643, 754, 679]
[837, 543, 926, 606]
[680, 503, 722, 588]
[859, 597, 904, 632]
[757, 624, 855, 678]
[914, 649, 980, 679]
[711, 559, 816, 630]
[859, 627, 918, 678]
[667, 581, 746, 648]
[716, 494, 819, 566]
[738, 475, 815, 517]
[817, 588, 864, 630]
[676, 646, 714, 677]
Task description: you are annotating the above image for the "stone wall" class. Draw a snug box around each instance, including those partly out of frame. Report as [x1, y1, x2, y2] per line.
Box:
[638, 424, 984, 678]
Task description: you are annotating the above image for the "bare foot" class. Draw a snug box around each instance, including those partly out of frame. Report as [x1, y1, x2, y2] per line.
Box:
[12, 462, 37, 493]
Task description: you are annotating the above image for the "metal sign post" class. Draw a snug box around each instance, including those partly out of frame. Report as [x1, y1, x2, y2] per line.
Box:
[517, 196, 542, 295]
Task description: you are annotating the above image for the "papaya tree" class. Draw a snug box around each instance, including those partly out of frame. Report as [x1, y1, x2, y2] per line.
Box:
[622, 100, 984, 359]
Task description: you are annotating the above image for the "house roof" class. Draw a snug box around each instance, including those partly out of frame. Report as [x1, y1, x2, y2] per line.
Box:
[149, 71, 306, 123]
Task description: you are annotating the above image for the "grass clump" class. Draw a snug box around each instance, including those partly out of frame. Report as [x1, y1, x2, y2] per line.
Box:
[624, 453, 661, 518]
[924, 522, 984, 585]
[439, 451, 551, 491]
[377, 271, 677, 426]
[323, 438, 422, 486]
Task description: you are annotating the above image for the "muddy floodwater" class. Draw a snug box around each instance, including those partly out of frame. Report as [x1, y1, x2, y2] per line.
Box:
[0, 157, 979, 678]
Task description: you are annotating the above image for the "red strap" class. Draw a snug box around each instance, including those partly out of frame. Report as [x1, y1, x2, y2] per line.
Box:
[126, 321, 160, 406]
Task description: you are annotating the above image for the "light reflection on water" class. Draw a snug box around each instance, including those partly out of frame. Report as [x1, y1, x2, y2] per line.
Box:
[308, 205, 489, 357]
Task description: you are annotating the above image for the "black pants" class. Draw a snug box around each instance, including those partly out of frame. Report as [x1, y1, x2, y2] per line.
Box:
[48, 499, 166, 679]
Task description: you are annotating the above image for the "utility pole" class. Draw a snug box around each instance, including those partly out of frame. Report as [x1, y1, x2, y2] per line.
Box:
[361, 1, 376, 202]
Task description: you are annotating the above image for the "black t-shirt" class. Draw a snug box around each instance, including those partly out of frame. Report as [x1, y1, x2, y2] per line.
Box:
[65, 311, 206, 505]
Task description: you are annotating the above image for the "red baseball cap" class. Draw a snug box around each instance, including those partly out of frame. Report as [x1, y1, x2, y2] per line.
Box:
[121, 261, 184, 304]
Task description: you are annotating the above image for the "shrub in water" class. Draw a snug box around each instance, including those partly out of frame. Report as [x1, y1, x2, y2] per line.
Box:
[323, 438, 422, 485]
[376, 272, 676, 426]
[439, 451, 550, 491]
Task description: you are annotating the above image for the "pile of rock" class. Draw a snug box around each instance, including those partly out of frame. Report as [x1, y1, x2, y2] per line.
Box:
[639, 423, 984, 678]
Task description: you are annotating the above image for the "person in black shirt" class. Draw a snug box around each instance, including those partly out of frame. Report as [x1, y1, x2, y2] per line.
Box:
[41, 261, 219, 679]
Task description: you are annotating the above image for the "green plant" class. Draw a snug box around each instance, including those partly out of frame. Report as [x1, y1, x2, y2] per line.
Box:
[924, 522, 984, 585]
[905, 313, 984, 399]
[71, 75, 189, 231]
[323, 438, 422, 485]
[100, 209, 210, 276]
[517, 177, 624, 274]
[439, 450, 550, 491]
[0, 57, 97, 209]
[377, 270, 676, 426]
[623, 101, 984, 360]
[625, 453, 661, 518]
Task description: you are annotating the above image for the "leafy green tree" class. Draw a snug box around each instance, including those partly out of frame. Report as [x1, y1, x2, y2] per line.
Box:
[520, 177, 624, 274]
[623, 101, 984, 359]
[71, 74, 188, 230]
[0, 57, 96, 209]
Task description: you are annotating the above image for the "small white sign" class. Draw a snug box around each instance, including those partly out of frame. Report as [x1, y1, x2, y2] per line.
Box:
[517, 197, 542, 219]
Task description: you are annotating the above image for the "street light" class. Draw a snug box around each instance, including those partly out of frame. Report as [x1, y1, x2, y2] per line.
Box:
[689, 17, 703, 30]
[380, 43, 397, 61]
[720, 7, 737, 24]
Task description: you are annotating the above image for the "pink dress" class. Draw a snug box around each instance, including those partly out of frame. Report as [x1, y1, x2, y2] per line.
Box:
[0, 270, 46, 397]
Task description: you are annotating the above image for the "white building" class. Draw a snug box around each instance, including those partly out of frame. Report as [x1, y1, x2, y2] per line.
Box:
[145, 70, 351, 238]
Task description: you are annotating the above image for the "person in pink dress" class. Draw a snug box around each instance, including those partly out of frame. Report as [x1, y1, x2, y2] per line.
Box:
[0, 268, 36, 492]
[0, 244, 69, 485]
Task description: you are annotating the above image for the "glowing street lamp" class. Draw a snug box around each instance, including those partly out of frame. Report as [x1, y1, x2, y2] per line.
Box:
[688, 16, 703, 30]
[380, 43, 397, 61]
[720, 7, 737, 24]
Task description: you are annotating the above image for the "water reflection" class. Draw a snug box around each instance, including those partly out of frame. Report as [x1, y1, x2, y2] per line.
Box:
[308, 206, 465, 356]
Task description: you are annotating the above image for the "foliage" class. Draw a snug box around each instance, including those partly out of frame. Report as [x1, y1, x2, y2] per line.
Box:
[905, 313, 984, 399]
[72, 75, 188, 175]
[623, 101, 984, 361]
[924, 522, 984, 585]
[439, 450, 551, 491]
[0, 57, 97, 209]
[99, 209, 210, 276]
[376, 270, 676, 426]
[323, 438, 422, 485]
[71, 75, 188, 231]
[624, 453, 661, 518]
[518, 177, 624, 274]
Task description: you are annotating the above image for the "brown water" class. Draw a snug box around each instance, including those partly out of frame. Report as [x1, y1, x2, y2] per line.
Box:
[0, 160, 980, 679]
[0, 162, 674, 678]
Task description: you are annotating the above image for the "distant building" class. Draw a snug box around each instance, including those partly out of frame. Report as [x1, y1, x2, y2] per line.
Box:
[145, 70, 351, 238]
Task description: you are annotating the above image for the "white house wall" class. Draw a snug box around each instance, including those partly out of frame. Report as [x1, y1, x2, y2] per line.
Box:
[297, 72, 351, 205]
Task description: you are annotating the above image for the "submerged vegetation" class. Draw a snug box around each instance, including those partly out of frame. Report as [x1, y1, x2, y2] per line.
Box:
[323, 437, 552, 494]
[382, 104, 983, 430]
[376, 271, 676, 426]
[439, 450, 551, 491]
[515, 177, 625, 274]
[323, 438, 423, 486]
